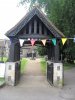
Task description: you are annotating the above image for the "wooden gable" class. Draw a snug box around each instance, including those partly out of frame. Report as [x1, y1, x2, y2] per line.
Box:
[5, 7, 65, 39]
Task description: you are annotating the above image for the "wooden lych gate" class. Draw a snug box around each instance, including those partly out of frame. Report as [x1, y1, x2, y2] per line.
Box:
[5, 7, 64, 86]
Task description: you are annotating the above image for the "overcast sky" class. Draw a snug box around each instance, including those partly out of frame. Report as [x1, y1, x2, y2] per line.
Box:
[0, 0, 29, 39]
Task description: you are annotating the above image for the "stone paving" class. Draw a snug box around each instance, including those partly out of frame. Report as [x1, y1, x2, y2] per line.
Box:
[0, 59, 75, 100]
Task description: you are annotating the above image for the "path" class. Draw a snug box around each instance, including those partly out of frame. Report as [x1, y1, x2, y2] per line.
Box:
[25, 58, 43, 76]
[0, 59, 75, 100]
[18, 58, 49, 88]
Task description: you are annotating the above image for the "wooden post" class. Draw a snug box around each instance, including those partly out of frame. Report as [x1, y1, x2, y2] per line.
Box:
[29, 22, 32, 34]
[47, 45, 52, 60]
[54, 41, 59, 62]
[34, 19, 37, 34]
[44, 26, 47, 35]
[39, 22, 42, 34]
[24, 28, 26, 34]
[9, 38, 20, 62]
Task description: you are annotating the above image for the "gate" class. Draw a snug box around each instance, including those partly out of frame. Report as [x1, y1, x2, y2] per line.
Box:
[47, 62, 53, 85]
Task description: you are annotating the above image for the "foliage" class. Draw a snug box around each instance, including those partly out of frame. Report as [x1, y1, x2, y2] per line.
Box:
[0, 78, 5, 87]
[20, 58, 28, 74]
[0, 57, 8, 62]
[40, 58, 47, 74]
[19, 0, 75, 63]
[63, 62, 75, 70]
[37, 45, 47, 56]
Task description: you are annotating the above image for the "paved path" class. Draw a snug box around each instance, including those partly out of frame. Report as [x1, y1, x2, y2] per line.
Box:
[25, 58, 43, 76]
[0, 59, 75, 100]
[18, 58, 48, 88]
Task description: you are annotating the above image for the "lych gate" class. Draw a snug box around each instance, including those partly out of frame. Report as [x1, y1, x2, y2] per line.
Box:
[5, 7, 64, 87]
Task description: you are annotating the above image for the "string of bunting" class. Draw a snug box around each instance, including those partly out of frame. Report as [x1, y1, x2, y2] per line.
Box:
[21, 38, 75, 46]
[19, 37, 75, 46]
[28, 37, 75, 46]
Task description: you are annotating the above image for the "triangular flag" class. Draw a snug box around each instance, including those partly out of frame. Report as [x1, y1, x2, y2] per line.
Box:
[52, 38, 56, 46]
[31, 39, 35, 46]
[19, 39, 24, 46]
[41, 39, 46, 46]
[28, 38, 30, 40]
[74, 38, 75, 42]
[61, 38, 67, 45]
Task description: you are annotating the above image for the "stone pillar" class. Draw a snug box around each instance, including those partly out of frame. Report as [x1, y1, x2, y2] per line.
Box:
[47, 61, 64, 88]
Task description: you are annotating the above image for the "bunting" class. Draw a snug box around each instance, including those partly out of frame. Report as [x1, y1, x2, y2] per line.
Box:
[41, 39, 46, 46]
[30, 39, 35, 46]
[28, 38, 30, 40]
[61, 38, 67, 45]
[52, 38, 56, 46]
[74, 38, 75, 42]
[19, 39, 24, 46]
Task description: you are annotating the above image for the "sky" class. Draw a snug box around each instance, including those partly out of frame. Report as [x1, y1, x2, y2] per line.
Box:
[0, 0, 29, 39]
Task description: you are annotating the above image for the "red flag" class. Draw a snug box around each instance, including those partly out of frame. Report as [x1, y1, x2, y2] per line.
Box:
[31, 39, 35, 46]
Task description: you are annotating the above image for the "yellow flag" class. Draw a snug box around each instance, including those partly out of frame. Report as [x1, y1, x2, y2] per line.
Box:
[61, 38, 67, 45]
[41, 39, 46, 46]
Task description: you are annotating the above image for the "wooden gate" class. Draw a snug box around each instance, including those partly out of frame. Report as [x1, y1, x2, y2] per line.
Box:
[47, 62, 53, 85]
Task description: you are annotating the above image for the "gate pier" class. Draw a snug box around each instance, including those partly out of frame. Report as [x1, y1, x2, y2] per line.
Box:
[47, 61, 64, 87]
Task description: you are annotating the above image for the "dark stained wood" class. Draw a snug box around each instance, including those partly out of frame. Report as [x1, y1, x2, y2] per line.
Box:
[29, 22, 32, 34]
[39, 22, 42, 34]
[54, 41, 59, 62]
[5, 7, 65, 38]
[6, 7, 63, 63]
[23, 28, 26, 34]
[18, 34, 49, 39]
[9, 38, 20, 62]
[44, 26, 47, 35]
[34, 19, 37, 34]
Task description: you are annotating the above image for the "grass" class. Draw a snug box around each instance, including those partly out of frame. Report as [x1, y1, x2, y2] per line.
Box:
[0, 78, 5, 87]
[40, 58, 47, 75]
[20, 58, 28, 74]
[40, 58, 75, 72]
[63, 62, 75, 70]
[0, 57, 8, 62]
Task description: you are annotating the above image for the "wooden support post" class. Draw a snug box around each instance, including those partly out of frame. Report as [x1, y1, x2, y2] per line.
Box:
[29, 22, 32, 34]
[9, 38, 20, 62]
[54, 42, 59, 62]
[39, 22, 42, 34]
[47, 45, 52, 60]
[24, 28, 26, 34]
[44, 27, 47, 35]
[34, 19, 37, 34]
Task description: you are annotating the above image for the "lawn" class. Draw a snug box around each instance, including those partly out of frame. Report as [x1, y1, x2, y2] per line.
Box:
[20, 58, 28, 74]
[0, 78, 5, 87]
[40, 58, 47, 75]
[63, 62, 75, 70]
[0, 57, 8, 62]
[40, 58, 75, 74]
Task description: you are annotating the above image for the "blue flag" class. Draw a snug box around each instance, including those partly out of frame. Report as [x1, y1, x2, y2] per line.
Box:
[52, 38, 56, 46]
[74, 38, 75, 42]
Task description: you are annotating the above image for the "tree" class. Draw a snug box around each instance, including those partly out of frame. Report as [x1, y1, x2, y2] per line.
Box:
[36, 45, 47, 56]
